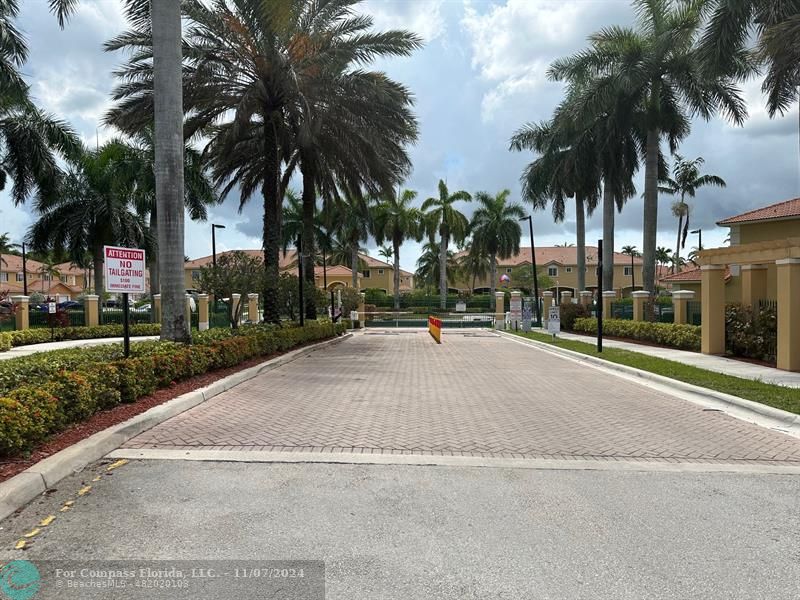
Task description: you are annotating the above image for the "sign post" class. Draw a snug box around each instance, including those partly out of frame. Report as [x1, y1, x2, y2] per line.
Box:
[48, 301, 56, 342]
[104, 246, 146, 357]
[547, 305, 560, 338]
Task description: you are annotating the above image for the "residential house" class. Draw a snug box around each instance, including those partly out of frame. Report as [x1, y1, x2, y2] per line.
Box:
[0, 254, 87, 299]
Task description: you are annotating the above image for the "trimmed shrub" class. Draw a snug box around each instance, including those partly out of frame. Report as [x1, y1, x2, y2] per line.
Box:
[7, 323, 160, 349]
[725, 303, 777, 363]
[0, 332, 10, 352]
[573, 317, 701, 351]
[560, 303, 590, 331]
[48, 371, 96, 424]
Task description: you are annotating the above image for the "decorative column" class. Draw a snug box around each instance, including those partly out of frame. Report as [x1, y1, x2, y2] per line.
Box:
[671, 290, 695, 325]
[542, 291, 554, 327]
[510, 290, 522, 330]
[602, 291, 616, 321]
[632, 290, 650, 321]
[10, 295, 29, 330]
[248, 293, 259, 323]
[185, 294, 193, 328]
[701, 265, 726, 355]
[153, 294, 162, 323]
[579, 291, 593, 306]
[741, 264, 768, 308]
[494, 291, 505, 329]
[560, 291, 573, 305]
[776, 258, 800, 371]
[84, 294, 99, 327]
[197, 294, 209, 331]
[231, 293, 241, 325]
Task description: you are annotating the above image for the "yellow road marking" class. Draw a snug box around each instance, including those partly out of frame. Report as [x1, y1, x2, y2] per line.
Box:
[15, 540, 25, 550]
[23, 528, 40, 538]
[63, 500, 74, 507]
[77, 486, 91, 496]
[39, 516, 56, 527]
[59, 506, 71, 513]
[106, 459, 128, 471]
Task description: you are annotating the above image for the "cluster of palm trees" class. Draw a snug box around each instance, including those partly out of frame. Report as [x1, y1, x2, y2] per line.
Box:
[510, 0, 798, 295]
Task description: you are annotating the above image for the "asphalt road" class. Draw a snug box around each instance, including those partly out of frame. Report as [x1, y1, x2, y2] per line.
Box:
[1, 459, 798, 600]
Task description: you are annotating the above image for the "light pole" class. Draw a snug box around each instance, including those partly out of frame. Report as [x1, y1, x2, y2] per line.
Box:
[21, 242, 28, 296]
[520, 216, 541, 326]
[211, 224, 226, 269]
[690, 228, 702, 255]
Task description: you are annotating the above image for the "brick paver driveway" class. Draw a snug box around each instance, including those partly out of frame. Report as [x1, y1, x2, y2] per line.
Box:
[125, 331, 800, 464]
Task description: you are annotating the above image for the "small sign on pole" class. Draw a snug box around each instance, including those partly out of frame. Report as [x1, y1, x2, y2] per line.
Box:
[522, 299, 532, 332]
[104, 246, 146, 358]
[547, 305, 560, 337]
[47, 302, 56, 314]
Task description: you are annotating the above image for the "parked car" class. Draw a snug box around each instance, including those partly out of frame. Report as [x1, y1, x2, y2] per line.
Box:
[58, 300, 81, 310]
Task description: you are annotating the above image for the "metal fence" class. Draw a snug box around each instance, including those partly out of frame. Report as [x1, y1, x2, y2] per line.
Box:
[102, 307, 152, 325]
[687, 301, 702, 326]
[210, 301, 229, 328]
[28, 308, 50, 328]
[611, 302, 633, 320]
[645, 302, 674, 324]
[363, 312, 495, 329]
[65, 309, 85, 327]
[757, 299, 778, 314]
[0, 316, 14, 332]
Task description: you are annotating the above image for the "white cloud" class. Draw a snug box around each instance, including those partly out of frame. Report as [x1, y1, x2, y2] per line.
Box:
[363, 0, 446, 44]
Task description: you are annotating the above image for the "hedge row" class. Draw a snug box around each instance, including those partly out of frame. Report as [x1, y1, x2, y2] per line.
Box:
[1, 323, 161, 351]
[0, 321, 347, 456]
[572, 318, 701, 351]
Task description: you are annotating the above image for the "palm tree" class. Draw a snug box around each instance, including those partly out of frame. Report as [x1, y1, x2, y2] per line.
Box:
[458, 241, 491, 293]
[550, 0, 746, 293]
[37, 258, 61, 294]
[659, 155, 726, 273]
[415, 241, 458, 293]
[0, 232, 12, 267]
[656, 246, 673, 272]
[378, 246, 393, 264]
[329, 192, 372, 289]
[373, 189, 423, 309]
[621, 245, 641, 292]
[281, 189, 304, 257]
[469, 190, 524, 306]
[422, 180, 471, 308]
[28, 141, 150, 295]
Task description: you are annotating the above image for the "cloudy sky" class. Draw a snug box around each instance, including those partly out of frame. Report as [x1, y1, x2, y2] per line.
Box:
[4, 0, 798, 272]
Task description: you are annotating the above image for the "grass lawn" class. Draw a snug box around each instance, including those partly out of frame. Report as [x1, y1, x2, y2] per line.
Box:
[508, 330, 800, 416]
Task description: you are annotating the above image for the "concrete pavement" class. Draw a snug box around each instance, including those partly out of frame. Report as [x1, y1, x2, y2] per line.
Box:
[0, 336, 159, 360]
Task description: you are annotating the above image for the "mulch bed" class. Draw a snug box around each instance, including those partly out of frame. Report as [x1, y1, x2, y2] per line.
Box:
[0, 341, 323, 484]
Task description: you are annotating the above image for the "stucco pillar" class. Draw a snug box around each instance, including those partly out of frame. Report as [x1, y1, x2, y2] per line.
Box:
[632, 291, 650, 321]
[560, 291, 572, 305]
[248, 293, 259, 323]
[579, 291, 592, 306]
[231, 293, 241, 325]
[602, 291, 616, 320]
[84, 294, 99, 327]
[197, 294, 209, 331]
[741, 264, 768, 308]
[185, 294, 193, 328]
[494, 291, 505, 329]
[671, 290, 695, 325]
[11, 295, 29, 330]
[509, 290, 522, 329]
[153, 294, 161, 323]
[701, 265, 726, 355]
[776, 258, 800, 371]
[542, 291, 554, 327]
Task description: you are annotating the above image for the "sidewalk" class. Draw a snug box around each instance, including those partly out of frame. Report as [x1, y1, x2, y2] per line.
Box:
[0, 336, 160, 360]
[536, 329, 800, 388]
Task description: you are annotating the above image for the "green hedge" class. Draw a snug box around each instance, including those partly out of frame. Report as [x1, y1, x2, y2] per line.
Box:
[6, 323, 161, 350]
[0, 321, 347, 456]
[573, 318, 701, 351]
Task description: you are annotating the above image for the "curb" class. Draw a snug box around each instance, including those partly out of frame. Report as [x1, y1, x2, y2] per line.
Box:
[0, 332, 352, 522]
[495, 330, 800, 438]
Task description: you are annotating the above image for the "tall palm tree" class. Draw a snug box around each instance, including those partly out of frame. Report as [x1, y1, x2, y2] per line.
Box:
[469, 190, 524, 305]
[422, 180, 471, 308]
[0, 232, 12, 267]
[373, 189, 423, 309]
[280, 189, 304, 257]
[550, 0, 746, 293]
[415, 241, 458, 293]
[659, 155, 726, 272]
[329, 192, 372, 289]
[378, 246, 393, 264]
[458, 241, 491, 293]
[28, 141, 150, 295]
[656, 246, 673, 272]
[621, 245, 641, 292]
[37, 258, 61, 294]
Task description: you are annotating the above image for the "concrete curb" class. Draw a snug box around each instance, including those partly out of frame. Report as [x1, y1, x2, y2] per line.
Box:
[0, 332, 352, 521]
[495, 330, 800, 439]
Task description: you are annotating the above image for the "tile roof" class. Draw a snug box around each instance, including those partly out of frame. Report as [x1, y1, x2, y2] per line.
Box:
[186, 249, 404, 272]
[455, 246, 643, 267]
[0, 253, 44, 273]
[717, 197, 800, 225]
[283, 265, 357, 278]
[659, 266, 731, 282]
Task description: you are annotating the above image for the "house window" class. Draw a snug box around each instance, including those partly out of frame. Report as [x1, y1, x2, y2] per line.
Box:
[624, 266, 633, 276]
[506, 268, 513, 274]
[378, 269, 384, 275]
[191, 270, 201, 281]
[547, 266, 558, 277]
[16, 273, 23, 282]
[0, 273, 7, 282]
[565, 267, 572, 273]
[42, 273, 51, 282]
[362, 270, 371, 278]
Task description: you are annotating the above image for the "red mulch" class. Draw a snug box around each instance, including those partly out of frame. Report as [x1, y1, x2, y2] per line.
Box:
[0, 350, 292, 484]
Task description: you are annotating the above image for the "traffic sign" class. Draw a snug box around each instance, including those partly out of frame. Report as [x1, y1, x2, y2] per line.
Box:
[103, 246, 146, 293]
[547, 305, 560, 335]
[47, 302, 56, 314]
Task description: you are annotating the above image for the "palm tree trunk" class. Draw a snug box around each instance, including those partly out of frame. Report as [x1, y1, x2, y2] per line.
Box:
[148, 208, 159, 297]
[300, 159, 316, 321]
[393, 238, 401, 310]
[674, 212, 683, 274]
[439, 228, 448, 310]
[642, 128, 659, 293]
[575, 194, 586, 292]
[93, 246, 104, 302]
[152, 0, 189, 342]
[351, 247, 358, 288]
[261, 117, 281, 324]
[602, 177, 614, 291]
[489, 252, 497, 308]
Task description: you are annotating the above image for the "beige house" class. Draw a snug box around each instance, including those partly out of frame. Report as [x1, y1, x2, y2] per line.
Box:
[452, 246, 644, 297]
[0, 254, 87, 299]
[696, 197, 800, 371]
[358, 254, 414, 293]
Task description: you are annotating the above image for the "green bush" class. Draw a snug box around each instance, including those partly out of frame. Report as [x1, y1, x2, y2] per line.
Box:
[573, 317, 701, 351]
[560, 303, 590, 331]
[725, 303, 777, 363]
[0, 387, 59, 455]
[48, 371, 96, 425]
[7, 323, 160, 349]
[0, 332, 10, 352]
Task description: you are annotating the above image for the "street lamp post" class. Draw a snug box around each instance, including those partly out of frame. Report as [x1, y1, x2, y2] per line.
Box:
[519, 216, 541, 326]
[211, 224, 226, 270]
[690, 228, 702, 253]
[21, 242, 28, 296]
